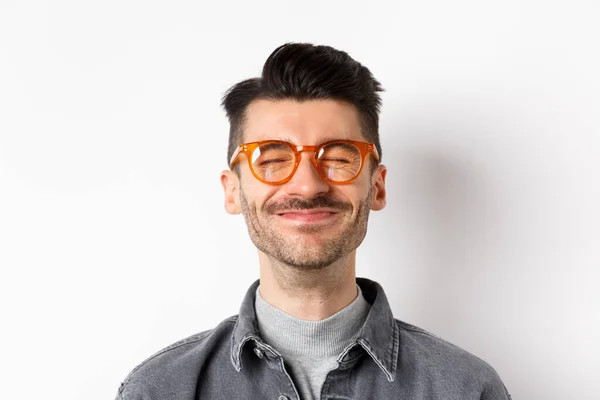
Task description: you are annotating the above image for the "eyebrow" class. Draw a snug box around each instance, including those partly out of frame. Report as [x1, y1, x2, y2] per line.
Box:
[263, 133, 352, 145]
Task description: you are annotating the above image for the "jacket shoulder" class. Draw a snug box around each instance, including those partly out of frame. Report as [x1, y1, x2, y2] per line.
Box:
[395, 319, 511, 398]
[396, 319, 494, 369]
[116, 315, 238, 399]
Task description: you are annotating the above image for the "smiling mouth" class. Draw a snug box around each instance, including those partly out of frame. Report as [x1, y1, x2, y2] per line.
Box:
[276, 209, 340, 223]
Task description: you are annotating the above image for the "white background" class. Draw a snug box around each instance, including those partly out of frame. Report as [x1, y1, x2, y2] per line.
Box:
[1, 1, 598, 399]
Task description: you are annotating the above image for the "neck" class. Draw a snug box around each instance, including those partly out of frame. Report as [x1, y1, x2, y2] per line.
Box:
[258, 250, 358, 321]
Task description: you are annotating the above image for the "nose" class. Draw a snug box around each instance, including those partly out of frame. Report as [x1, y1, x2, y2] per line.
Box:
[283, 152, 330, 198]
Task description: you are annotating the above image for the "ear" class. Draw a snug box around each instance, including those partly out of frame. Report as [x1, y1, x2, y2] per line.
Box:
[221, 170, 242, 215]
[370, 164, 387, 211]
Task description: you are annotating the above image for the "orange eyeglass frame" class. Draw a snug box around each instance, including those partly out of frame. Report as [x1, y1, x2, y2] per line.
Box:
[229, 139, 380, 185]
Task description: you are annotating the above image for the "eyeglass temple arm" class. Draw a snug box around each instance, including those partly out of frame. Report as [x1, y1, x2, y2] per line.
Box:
[367, 143, 380, 162]
[229, 145, 245, 169]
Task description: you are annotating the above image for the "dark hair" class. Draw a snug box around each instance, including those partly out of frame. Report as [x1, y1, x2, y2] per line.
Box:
[221, 42, 384, 168]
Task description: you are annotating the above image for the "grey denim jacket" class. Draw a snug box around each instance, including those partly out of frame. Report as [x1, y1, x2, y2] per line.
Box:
[116, 278, 511, 400]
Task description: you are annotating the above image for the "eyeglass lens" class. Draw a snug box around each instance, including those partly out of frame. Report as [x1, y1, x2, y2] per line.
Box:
[250, 142, 362, 183]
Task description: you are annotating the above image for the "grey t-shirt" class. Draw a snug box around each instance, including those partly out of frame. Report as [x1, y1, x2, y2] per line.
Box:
[254, 285, 371, 400]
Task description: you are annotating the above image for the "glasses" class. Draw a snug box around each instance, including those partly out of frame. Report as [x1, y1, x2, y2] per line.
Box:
[229, 139, 380, 185]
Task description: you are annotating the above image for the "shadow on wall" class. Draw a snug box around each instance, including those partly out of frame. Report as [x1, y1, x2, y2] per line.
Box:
[376, 138, 500, 338]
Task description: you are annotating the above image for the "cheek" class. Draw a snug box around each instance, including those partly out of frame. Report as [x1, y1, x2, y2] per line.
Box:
[344, 186, 372, 214]
[335, 187, 362, 208]
[343, 176, 372, 198]
[240, 179, 279, 210]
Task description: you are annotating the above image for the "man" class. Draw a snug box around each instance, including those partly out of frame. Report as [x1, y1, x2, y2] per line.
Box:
[116, 43, 511, 400]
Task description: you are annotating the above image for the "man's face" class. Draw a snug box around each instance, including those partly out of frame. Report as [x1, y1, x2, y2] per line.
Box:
[221, 99, 387, 270]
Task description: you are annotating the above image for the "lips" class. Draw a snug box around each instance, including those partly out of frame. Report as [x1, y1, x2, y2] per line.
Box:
[277, 209, 339, 223]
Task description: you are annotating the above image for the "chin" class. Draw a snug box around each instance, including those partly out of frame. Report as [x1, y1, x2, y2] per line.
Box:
[281, 257, 338, 271]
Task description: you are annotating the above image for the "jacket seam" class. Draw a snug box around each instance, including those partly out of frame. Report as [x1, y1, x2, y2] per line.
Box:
[389, 317, 400, 377]
[398, 321, 464, 351]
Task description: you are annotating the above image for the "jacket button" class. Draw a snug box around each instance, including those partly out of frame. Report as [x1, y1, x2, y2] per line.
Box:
[278, 396, 289, 400]
[254, 348, 265, 359]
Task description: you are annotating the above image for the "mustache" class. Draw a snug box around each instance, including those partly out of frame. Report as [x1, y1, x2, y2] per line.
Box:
[263, 196, 352, 214]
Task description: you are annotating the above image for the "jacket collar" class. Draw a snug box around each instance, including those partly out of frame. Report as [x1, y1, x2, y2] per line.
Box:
[230, 278, 399, 382]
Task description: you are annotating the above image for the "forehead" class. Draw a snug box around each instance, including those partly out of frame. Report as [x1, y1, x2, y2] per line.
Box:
[243, 99, 364, 144]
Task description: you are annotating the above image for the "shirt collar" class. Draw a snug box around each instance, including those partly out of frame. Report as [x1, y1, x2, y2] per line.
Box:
[230, 278, 399, 382]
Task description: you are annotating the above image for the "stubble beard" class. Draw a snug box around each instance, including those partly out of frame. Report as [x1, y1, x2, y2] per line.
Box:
[239, 187, 372, 271]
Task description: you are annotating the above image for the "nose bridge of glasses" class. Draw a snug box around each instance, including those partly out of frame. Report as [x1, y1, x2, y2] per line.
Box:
[293, 145, 320, 170]
[296, 145, 318, 155]
[287, 146, 330, 189]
